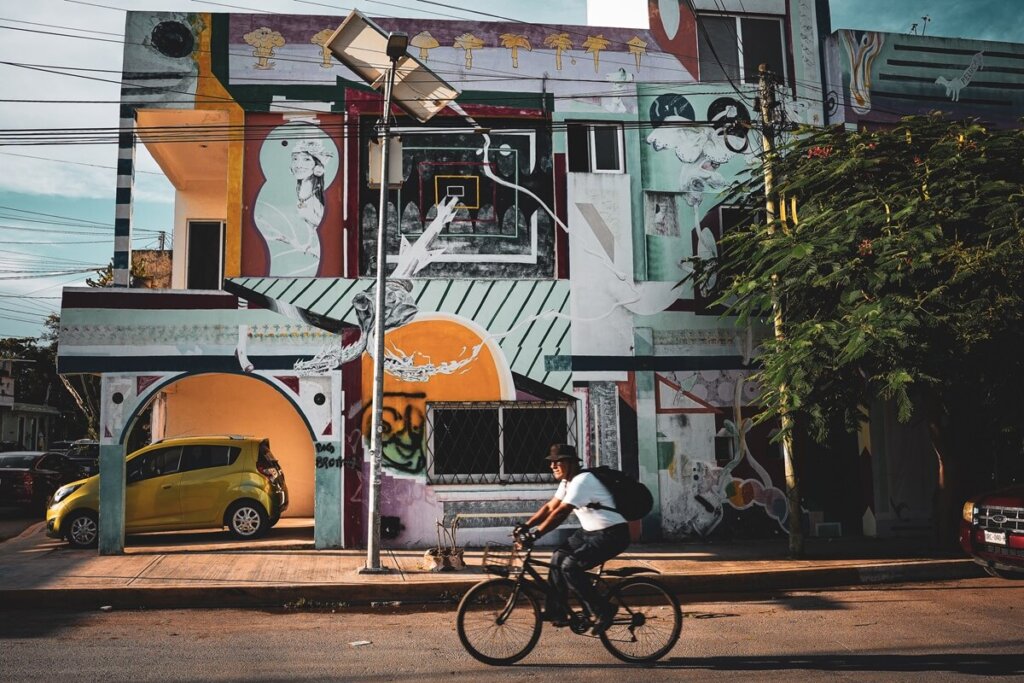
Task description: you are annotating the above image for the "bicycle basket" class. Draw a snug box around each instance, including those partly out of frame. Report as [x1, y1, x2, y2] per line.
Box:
[481, 543, 521, 574]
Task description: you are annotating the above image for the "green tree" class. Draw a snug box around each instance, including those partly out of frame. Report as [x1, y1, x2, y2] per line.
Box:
[1, 314, 97, 441]
[694, 115, 1024, 547]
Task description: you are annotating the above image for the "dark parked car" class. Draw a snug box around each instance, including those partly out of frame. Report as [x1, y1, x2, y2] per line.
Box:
[0, 451, 89, 511]
[64, 440, 99, 476]
[960, 485, 1024, 579]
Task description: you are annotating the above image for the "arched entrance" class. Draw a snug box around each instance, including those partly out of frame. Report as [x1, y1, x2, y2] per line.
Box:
[146, 373, 315, 517]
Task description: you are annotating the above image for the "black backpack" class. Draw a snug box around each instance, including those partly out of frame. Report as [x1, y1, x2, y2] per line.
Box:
[580, 466, 653, 521]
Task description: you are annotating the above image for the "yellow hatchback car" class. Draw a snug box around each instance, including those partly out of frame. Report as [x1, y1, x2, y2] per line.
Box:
[46, 436, 288, 549]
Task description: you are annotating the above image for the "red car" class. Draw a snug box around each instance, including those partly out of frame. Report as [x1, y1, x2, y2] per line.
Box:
[960, 485, 1024, 579]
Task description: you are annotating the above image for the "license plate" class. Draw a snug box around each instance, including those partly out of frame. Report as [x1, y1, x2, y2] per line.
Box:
[984, 530, 1007, 545]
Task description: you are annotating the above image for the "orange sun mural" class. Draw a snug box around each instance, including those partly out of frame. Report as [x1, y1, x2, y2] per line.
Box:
[361, 314, 515, 473]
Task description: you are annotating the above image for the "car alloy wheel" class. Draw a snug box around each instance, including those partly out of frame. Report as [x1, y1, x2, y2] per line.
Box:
[67, 512, 98, 549]
[228, 501, 268, 538]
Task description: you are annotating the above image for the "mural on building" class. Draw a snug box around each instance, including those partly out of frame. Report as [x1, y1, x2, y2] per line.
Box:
[359, 121, 557, 279]
[935, 51, 984, 102]
[122, 12, 202, 107]
[656, 372, 787, 538]
[226, 15, 697, 95]
[243, 115, 343, 277]
[835, 31, 1024, 126]
[360, 314, 516, 473]
[243, 26, 286, 69]
[641, 89, 754, 284]
[840, 30, 884, 115]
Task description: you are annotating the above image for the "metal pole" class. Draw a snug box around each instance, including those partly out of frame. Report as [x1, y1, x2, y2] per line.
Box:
[758, 63, 803, 557]
[362, 55, 398, 573]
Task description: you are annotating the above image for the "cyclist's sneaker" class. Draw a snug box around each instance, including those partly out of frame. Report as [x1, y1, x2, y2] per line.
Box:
[591, 603, 617, 635]
[541, 609, 571, 627]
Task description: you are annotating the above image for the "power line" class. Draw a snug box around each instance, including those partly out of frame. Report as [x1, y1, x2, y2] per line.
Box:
[0, 151, 165, 175]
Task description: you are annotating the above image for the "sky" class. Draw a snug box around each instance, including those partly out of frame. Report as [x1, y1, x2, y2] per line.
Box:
[0, 0, 1021, 339]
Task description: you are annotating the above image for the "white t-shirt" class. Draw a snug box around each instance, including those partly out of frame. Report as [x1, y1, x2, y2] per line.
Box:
[556, 472, 627, 531]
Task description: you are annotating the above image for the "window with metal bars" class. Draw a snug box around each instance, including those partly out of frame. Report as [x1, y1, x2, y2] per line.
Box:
[426, 401, 577, 484]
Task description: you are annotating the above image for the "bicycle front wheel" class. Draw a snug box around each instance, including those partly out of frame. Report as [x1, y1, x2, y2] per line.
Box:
[599, 577, 682, 663]
[456, 578, 542, 666]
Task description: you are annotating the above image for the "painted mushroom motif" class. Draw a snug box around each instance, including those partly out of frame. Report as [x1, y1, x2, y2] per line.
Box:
[454, 33, 485, 70]
[582, 34, 611, 73]
[410, 31, 440, 60]
[543, 32, 573, 71]
[499, 33, 532, 68]
[311, 28, 335, 68]
[243, 26, 286, 70]
[627, 36, 648, 69]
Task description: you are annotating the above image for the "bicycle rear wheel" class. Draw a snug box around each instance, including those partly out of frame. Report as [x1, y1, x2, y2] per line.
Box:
[599, 577, 682, 663]
[456, 578, 542, 666]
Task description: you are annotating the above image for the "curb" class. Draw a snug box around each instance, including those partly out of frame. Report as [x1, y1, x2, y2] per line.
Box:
[0, 559, 984, 611]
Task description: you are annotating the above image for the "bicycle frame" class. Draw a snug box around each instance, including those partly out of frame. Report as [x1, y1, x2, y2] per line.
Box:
[488, 541, 658, 625]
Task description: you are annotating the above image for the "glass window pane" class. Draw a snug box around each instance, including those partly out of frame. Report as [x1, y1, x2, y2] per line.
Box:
[566, 123, 590, 172]
[591, 126, 622, 171]
[432, 408, 498, 475]
[741, 17, 784, 84]
[502, 408, 568, 475]
[698, 16, 741, 83]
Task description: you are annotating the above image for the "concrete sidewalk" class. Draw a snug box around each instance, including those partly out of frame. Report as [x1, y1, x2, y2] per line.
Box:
[0, 519, 983, 610]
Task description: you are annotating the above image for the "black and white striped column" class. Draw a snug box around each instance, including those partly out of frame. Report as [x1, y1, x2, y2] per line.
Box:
[113, 104, 136, 287]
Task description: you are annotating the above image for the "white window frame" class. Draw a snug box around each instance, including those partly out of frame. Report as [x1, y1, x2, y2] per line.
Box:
[587, 123, 626, 174]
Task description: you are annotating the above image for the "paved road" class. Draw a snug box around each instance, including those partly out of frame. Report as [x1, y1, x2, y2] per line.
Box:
[2, 577, 1022, 681]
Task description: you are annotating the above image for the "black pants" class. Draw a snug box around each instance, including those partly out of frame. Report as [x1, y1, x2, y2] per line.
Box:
[547, 524, 630, 617]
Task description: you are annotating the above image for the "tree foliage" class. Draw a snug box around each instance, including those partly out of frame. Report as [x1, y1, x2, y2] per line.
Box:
[1, 314, 98, 441]
[697, 115, 1024, 455]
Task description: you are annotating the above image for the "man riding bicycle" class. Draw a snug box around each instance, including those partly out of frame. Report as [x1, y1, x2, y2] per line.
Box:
[515, 443, 630, 635]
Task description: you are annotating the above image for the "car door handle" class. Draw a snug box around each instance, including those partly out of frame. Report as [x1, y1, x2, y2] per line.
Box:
[161, 484, 173, 489]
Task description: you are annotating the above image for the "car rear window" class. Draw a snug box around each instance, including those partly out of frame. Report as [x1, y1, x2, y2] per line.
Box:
[0, 455, 36, 468]
[257, 440, 280, 469]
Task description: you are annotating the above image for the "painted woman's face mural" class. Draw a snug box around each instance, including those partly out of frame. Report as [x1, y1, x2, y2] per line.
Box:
[252, 121, 339, 276]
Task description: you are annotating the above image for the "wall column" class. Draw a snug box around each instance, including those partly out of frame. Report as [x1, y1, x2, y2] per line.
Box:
[98, 375, 133, 555]
[113, 104, 136, 287]
[314, 371, 344, 549]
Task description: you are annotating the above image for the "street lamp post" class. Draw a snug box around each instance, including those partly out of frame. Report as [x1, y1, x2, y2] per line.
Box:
[363, 32, 407, 574]
[326, 12, 459, 572]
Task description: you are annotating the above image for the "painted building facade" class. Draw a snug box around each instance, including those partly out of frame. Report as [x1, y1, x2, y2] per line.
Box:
[60, 0, 854, 552]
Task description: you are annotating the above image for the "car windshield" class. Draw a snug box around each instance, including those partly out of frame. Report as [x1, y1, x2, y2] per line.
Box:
[0, 454, 38, 468]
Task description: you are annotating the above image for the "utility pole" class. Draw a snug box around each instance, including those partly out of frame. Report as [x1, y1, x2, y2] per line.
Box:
[158, 231, 166, 251]
[758, 63, 804, 557]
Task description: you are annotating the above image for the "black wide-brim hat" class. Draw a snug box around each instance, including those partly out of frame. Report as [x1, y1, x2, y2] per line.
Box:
[544, 443, 579, 462]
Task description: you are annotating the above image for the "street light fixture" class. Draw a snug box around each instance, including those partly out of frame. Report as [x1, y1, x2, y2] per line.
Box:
[326, 11, 459, 573]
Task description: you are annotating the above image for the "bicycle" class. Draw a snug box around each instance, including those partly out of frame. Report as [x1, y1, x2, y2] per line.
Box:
[456, 529, 682, 665]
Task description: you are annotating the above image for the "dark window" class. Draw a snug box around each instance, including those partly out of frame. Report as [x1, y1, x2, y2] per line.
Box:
[180, 445, 240, 472]
[432, 407, 499, 476]
[127, 446, 182, 483]
[427, 402, 576, 484]
[697, 16, 741, 83]
[698, 15, 785, 84]
[503, 408, 569, 475]
[566, 123, 624, 173]
[186, 221, 224, 290]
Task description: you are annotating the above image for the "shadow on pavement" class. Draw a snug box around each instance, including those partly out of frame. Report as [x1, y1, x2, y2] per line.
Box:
[659, 653, 1024, 675]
